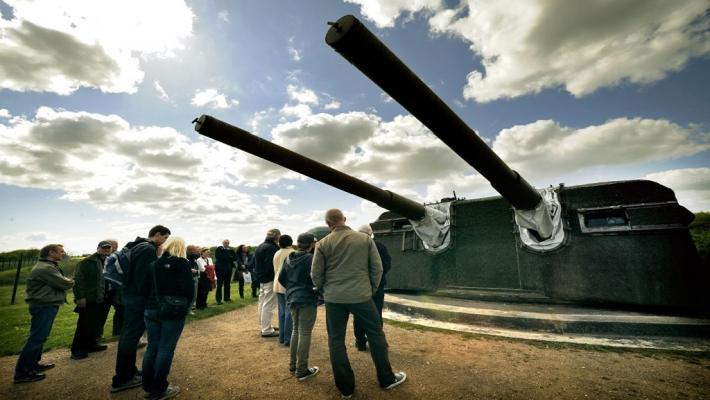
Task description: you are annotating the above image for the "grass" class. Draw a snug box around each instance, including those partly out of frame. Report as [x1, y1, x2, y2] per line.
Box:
[0, 283, 257, 356]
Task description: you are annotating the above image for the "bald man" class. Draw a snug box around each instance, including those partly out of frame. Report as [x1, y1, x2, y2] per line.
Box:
[311, 209, 406, 397]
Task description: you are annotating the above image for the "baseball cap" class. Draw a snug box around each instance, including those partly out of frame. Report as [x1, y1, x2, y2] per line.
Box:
[296, 233, 316, 249]
[98, 240, 112, 249]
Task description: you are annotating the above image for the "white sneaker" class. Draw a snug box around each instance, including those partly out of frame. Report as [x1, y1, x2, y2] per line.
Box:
[384, 371, 407, 390]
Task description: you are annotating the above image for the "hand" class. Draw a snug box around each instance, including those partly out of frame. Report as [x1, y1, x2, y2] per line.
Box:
[76, 298, 87, 308]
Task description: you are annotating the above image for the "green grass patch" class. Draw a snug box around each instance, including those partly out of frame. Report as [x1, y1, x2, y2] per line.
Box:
[0, 283, 256, 356]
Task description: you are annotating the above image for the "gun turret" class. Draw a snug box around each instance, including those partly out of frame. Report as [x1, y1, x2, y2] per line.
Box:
[326, 15, 560, 245]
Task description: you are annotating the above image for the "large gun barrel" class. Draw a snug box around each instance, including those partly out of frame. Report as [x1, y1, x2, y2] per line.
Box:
[326, 15, 541, 211]
[193, 115, 426, 221]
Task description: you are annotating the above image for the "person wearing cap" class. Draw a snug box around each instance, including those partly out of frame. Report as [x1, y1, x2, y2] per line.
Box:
[311, 209, 406, 398]
[70, 240, 113, 360]
[277, 232, 320, 382]
[352, 224, 391, 352]
[254, 228, 281, 337]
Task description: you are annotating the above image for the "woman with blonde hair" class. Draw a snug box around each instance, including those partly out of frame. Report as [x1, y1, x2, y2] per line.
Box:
[141, 236, 193, 400]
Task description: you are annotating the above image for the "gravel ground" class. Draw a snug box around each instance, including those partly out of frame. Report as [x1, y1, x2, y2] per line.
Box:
[2, 303, 709, 400]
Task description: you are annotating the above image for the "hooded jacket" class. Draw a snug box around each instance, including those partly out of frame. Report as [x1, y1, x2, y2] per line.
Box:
[278, 250, 317, 306]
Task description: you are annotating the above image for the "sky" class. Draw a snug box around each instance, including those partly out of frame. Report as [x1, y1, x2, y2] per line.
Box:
[0, 0, 708, 254]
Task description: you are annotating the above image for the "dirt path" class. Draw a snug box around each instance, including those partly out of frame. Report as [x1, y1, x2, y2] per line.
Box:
[2, 303, 709, 399]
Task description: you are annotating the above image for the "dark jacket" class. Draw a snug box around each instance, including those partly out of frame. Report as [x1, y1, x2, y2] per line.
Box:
[25, 259, 74, 306]
[254, 238, 279, 283]
[374, 240, 391, 294]
[215, 246, 235, 271]
[125, 238, 157, 296]
[144, 252, 195, 310]
[278, 251, 317, 306]
[72, 252, 106, 303]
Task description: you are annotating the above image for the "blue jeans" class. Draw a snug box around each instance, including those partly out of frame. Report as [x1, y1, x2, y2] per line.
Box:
[113, 294, 146, 386]
[14, 305, 59, 378]
[142, 308, 186, 396]
[277, 293, 293, 344]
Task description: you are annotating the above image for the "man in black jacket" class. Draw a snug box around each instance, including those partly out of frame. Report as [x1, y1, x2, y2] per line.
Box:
[70, 241, 112, 360]
[111, 225, 170, 393]
[214, 240, 235, 304]
[352, 225, 391, 351]
[254, 228, 280, 337]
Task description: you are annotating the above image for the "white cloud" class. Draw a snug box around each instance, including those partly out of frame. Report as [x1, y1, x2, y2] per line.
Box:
[644, 168, 710, 212]
[0, 109, 11, 118]
[324, 101, 341, 110]
[0, 0, 193, 94]
[0, 107, 271, 220]
[286, 85, 319, 105]
[280, 104, 312, 119]
[426, 0, 710, 102]
[264, 195, 291, 205]
[154, 81, 170, 102]
[191, 88, 239, 109]
[217, 10, 230, 23]
[345, 0, 442, 28]
[381, 92, 394, 103]
[287, 37, 302, 61]
[492, 118, 710, 180]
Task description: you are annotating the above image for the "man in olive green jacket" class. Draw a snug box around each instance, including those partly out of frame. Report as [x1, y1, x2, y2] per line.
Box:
[311, 209, 406, 398]
[14, 244, 74, 384]
[70, 241, 112, 359]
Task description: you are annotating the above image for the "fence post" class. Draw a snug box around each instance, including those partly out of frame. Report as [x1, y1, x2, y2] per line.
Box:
[11, 253, 23, 305]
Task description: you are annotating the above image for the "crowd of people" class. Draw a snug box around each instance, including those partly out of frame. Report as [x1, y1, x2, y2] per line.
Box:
[12, 208, 406, 399]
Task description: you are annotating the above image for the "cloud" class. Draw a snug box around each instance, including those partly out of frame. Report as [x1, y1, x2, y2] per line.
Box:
[492, 118, 710, 179]
[280, 104, 312, 119]
[286, 85, 319, 105]
[287, 37, 301, 61]
[217, 10, 230, 23]
[345, 0, 442, 28]
[0, 0, 194, 94]
[0, 109, 10, 118]
[191, 88, 239, 109]
[25, 232, 47, 242]
[0, 107, 270, 220]
[264, 195, 291, 205]
[324, 101, 341, 110]
[154, 81, 170, 102]
[644, 168, 710, 212]
[426, 0, 710, 102]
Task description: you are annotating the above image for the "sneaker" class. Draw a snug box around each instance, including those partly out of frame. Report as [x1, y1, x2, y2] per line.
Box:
[289, 368, 296, 376]
[216, 301, 222, 305]
[70, 352, 88, 360]
[154, 385, 180, 400]
[384, 371, 407, 390]
[261, 331, 279, 338]
[297, 366, 320, 382]
[283, 342, 290, 347]
[341, 395, 353, 399]
[110, 375, 142, 393]
[355, 342, 368, 352]
[35, 362, 55, 372]
[13, 372, 46, 384]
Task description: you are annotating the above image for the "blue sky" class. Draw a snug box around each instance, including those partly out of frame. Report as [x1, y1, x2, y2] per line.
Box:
[0, 0, 708, 254]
